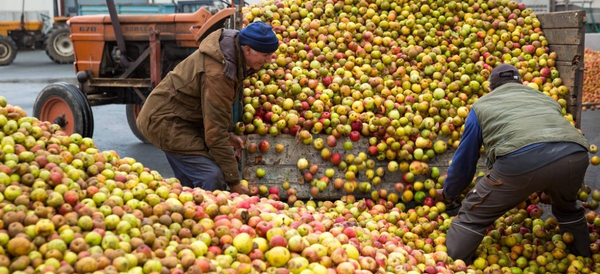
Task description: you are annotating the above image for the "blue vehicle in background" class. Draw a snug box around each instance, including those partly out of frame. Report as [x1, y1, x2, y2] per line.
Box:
[77, 2, 177, 16]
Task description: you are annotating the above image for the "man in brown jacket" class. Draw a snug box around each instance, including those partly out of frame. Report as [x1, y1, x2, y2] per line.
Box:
[136, 22, 279, 194]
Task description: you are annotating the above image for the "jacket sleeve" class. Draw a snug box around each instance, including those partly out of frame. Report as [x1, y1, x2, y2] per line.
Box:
[201, 70, 240, 186]
[443, 110, 483, 199]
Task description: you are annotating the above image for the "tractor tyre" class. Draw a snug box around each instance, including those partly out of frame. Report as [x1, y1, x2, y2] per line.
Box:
[44, 25, 74, 64]
[34, 82, 94, 137]
[0, 35, 17, 66]
[126, 103, 150, 143]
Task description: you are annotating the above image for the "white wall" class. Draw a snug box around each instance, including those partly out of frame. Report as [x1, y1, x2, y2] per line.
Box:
[586, 33, 600, 50]
[0, 0, 53, 21]
[0, 0, 53, 13]
[569, 0, 600, 9]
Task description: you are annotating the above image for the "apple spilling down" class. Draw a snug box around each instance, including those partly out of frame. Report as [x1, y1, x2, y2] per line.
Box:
[237, 0, 599, 208]
[0, 92, 600, 273]
[239, 0, 574, 165]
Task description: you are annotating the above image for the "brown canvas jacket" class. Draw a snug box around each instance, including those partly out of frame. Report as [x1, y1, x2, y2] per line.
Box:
[136, 29, 247, 186]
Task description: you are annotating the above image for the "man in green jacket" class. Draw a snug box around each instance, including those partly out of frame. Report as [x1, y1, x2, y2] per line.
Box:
[438, 64, 591, 263]
[136, 22, 279, 194]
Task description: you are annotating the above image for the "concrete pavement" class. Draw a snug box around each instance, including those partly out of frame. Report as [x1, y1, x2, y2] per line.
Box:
[0, 50, 77, 84]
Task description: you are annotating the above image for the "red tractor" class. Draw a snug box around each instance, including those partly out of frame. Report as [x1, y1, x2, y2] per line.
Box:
[33, 0, 242, 140]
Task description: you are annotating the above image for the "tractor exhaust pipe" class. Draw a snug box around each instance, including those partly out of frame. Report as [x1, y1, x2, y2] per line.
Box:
[20, 0, 26, 31]
[106, 0, 130, 68]
[53, 0, 59, 17]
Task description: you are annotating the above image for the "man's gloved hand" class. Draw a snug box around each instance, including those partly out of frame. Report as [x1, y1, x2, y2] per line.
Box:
[445, 201, 462, 216]
[230, 183, 250, 195]
[540, 191, 552, 205]
[436, 189, 462, 216]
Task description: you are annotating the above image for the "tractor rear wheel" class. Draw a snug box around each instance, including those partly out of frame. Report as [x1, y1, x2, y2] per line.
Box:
[126, 103, 149, 143]
[34, 82, 94, 137]
[45, 25, 74, 64]
[0, 35, 17, 66]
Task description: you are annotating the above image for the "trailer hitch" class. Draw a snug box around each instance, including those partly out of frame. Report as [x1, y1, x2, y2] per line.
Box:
[53, 114, 67, 129]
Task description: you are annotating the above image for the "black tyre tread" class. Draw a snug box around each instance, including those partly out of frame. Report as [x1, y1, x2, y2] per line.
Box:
[126, 104, 150, 143]
[33, 82, 94, 137]
[82, 91, 94, 138]
[69, 83, 94, 138]
[0, 35, 17, 66]
[44, 25, 74, 64]
[63, 82, 94, 137]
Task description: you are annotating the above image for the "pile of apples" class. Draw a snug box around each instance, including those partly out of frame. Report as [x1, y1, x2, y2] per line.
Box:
[239, 0, 573, 161]
[0, 93, 600, 273]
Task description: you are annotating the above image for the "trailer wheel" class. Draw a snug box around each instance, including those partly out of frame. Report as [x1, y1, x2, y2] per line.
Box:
[126, 103, 149, 143]
[45, 25, 74, 64]
[34, 82, 94, 137]
[0, 35, 17, 66]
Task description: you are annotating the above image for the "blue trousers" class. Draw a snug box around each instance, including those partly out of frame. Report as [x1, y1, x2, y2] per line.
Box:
[164, 151, 227, 191]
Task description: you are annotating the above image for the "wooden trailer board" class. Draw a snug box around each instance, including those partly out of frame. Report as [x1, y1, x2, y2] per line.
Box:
[241, 10, 586, 201]
[242, 134, 461, 200]
[537, 10, 586, 128]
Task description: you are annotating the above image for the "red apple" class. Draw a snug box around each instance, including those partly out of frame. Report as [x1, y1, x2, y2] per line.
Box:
[255, 221, 272, 237]
[349, 131, 361, 142]
[258, 140, 270, 153]
[269, 235, 287, 247]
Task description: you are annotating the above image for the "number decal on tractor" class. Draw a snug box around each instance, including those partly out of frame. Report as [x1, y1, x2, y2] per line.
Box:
[79, 26, 97, 32]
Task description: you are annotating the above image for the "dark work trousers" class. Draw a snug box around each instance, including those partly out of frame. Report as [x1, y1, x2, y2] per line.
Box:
[164, 151, 228, 191]
[446, 151, 590, 263]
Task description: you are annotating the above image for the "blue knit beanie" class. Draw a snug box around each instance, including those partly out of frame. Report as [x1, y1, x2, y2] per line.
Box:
[239, 21, 279, 53]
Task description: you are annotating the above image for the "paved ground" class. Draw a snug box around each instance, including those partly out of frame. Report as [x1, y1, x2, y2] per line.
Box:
[0, 50, 76, 84]
[0, 50, 599, 194]
[580, 110, 600, 189]
[0, 50, 174, 178]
